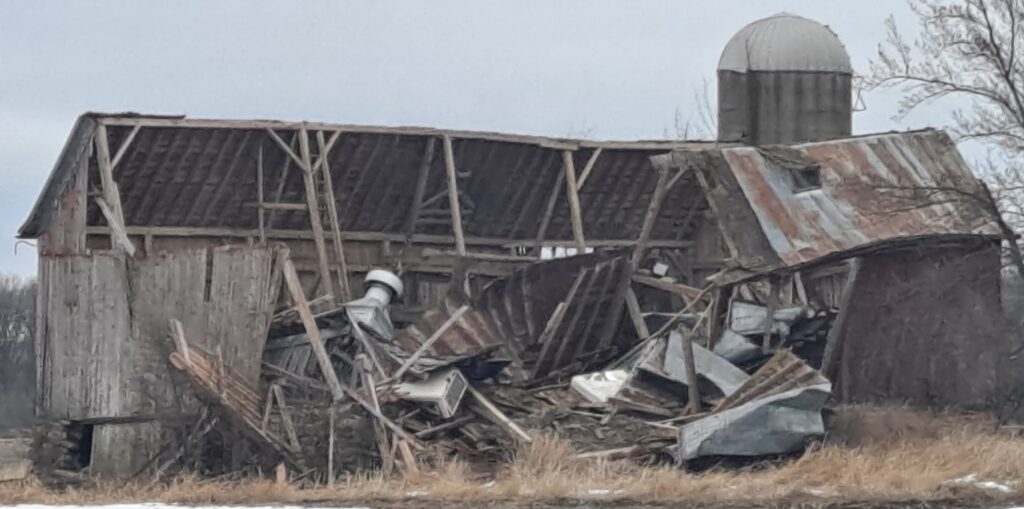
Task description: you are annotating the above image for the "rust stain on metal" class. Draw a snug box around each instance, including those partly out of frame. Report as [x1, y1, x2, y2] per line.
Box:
[720, 130, 997, 266]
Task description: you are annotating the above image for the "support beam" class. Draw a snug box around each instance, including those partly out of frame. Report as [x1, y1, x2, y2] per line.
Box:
[297, 126, 338, 302]
[85, 225, 695, 248]
[405, 138, 437, 239]
[94, 124, 135, 255]
[391, 304, 470, 381]
[631, 167, 676, 269]
[281, 257, 346, 401]
[316, 130, 352, 302]
[110, 124, 141, 170]
[257, 146, 266, 244]
[533, 166, 565, 253]
[575, 147, 603, 191]
[442, 135, 467, 256]
[562, 150, 586, 252]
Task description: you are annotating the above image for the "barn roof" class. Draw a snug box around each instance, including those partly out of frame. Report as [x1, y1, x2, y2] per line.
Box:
[662, 129, 999, 273]
[19, 113, 720, 245]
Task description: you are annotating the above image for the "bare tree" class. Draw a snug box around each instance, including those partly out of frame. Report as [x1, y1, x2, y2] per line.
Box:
[664, 78, 717, 140]
[0, 274, 36, 342]
[869, 0, 1024, 276]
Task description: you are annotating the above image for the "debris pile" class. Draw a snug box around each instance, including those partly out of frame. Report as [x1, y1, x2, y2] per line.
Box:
[158, 248, 845, 481]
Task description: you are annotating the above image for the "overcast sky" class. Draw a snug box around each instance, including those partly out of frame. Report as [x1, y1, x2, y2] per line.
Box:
[0, 1, 953, 276]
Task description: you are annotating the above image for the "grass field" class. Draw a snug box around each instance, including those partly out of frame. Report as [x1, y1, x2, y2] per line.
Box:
[2, 406, 1022, 507]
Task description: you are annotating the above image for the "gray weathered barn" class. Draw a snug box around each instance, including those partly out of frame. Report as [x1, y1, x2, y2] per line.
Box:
[10, 12, 1018, 477]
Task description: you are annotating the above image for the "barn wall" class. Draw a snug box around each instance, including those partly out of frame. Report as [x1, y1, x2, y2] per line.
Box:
[836, 244, 1013, 408]
[39, 245, 282, 422]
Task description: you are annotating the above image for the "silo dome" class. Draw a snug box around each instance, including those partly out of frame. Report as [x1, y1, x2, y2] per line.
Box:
[718, 13, 852, 74]
[717, 13, 853, 145]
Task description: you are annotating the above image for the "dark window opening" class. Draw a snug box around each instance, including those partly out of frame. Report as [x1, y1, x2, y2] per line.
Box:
[792, 165, 822, 192]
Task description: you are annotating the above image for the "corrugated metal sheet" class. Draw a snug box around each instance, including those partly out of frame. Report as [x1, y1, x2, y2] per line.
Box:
[718, 130, 998, 267]
[383, 252, 634, 383]
[718, 13, 852, 73]
[20, 114, 719, 245]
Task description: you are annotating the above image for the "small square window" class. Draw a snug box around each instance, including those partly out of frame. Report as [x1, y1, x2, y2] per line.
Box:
[792, 164, 822, 192]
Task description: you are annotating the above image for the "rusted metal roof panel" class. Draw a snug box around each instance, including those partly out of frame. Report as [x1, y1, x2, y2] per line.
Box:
[718, 130, 997, 266]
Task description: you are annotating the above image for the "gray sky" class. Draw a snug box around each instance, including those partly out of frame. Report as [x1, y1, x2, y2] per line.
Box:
[0, 1, 948, 275]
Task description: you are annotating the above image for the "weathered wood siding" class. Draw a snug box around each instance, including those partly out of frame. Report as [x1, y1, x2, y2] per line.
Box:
[39, 253, 131, 419]
[38, 245, 281, 421]
[90, 421, 163, 477]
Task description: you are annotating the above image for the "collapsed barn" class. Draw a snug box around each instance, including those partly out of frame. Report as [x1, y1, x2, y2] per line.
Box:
[13, 112, 1014, 479]
[9, 12, 1019, 482]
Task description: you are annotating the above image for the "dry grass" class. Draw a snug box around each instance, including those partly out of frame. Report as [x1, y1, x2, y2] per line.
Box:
[2, 405, 1023, 506]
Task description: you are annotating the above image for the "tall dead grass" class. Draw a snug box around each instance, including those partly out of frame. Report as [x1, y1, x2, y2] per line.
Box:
[2, 405, 1022, 505]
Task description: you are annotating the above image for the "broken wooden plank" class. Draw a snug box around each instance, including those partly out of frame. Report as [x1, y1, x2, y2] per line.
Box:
[467, 385, 532, 443]
[281, 257, 346, 401]
[272, 385, 302, 454]
[681, 327, 701, 414]
[413, 415, 475, 438]
[632, 274, 702, 304]
[391, 304, 471, 381]
[625, 287, 650, 338]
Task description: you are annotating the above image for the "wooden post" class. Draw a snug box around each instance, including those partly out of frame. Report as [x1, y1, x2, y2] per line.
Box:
[534, 168, 565, 255]
[281, 257, 346, 401]
[562, 150, 586, 253]
[257, 146, 266, 244]
[681, 327, 701, 414]
[327, 403, 336, 487]
[94, 124, 135, 255]
[297, 126, 338, 302]
[821, 258, 863, 380]
[316, 130, 352, 301]
[361, 361, 393, 475]
[442, 135, 467, 256]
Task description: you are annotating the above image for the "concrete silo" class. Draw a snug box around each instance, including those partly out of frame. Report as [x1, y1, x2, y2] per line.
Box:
[717, 13, 853, 145]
